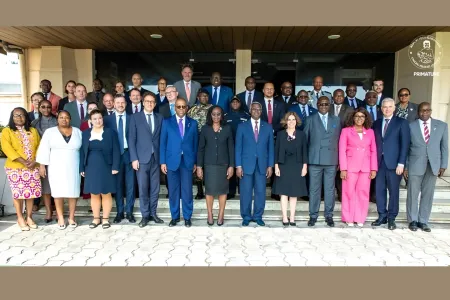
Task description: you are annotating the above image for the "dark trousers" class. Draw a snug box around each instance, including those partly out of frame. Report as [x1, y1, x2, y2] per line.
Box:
[375, 159, 402, 220]
[115, 151, 136, 215]
[137, 154, 160, 219]
[240, 166, 266, 222]
[167, 155, 193, 220]
[228, 173, 240, 195]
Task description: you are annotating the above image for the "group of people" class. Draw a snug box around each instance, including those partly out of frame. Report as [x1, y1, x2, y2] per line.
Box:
[1, 63, 447, 233]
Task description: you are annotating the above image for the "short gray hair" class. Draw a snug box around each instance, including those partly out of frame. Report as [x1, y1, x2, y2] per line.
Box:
[250, 101, 262, 109]
[381, 97, 395, 106]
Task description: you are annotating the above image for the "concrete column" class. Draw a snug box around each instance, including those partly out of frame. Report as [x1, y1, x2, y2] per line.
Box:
[235, 49, 252, 94]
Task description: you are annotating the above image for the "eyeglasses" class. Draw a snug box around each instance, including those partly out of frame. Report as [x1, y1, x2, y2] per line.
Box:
[420, 109, 432, 112]
[211, 113, 222, 117]
[13, 114, 25, 118]
[399, 94, 410, 97]
[176, 105, 187, 109]
[40, 106, 51, 109]
[318, 103, 330, 107]
[144, 100, 156, 104]
[354, 115, 366, 119]
[298, 95, 308, 98]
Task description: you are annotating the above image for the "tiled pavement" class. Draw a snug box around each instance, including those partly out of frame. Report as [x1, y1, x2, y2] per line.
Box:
[1, 215, 450, 266]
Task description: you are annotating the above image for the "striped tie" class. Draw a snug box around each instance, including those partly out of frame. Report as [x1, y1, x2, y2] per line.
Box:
[424, 121, 430, 144]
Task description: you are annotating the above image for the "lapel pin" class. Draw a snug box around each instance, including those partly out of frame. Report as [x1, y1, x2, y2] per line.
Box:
[410, 108, 413, 111]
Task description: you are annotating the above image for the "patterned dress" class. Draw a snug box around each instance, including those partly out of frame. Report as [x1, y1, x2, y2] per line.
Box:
[4, 127, 42, 199]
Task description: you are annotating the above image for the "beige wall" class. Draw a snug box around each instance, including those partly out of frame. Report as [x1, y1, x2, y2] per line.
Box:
[235, 49, 252, 94]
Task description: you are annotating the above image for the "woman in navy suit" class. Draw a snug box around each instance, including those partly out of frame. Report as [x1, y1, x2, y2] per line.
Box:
[80, 109, 120, 229]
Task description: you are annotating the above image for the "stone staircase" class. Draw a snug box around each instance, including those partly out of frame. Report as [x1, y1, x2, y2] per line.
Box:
[33, 177, 450, 224]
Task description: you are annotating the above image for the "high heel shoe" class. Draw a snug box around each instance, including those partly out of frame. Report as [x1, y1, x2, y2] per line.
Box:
[207, 217, 214, 226]
[89, 217, 101, 229]
[26, 220, 38, 230]
[282, 220, 289, 226]
[217, 219, 224, 226]
[19, 223, 30, 231]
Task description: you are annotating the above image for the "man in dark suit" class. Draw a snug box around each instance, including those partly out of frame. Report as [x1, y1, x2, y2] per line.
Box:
[129, 91, 164, 228]
[64, 83, 88, 128]
[275, 81, 296, 109]
[235, 101, 274, 226]
[237, 76, 264, 113]
[372, 98, 410, 230]
[160, 98, 198, 227]
[126, 88, 143, 115]
[303, 96, 342, 227]
[159, 85, 178, 119]
[126, 73, 149, 97]
[373, 78, 389, 106]
[104, 94, 136, 224]
[344, 83, 364, 109]
[288, 90, 318, 131]
[330, 89, 354, 202]
[102, 93, 116, 116]
[86, 79, 105, 110]
[155, 77, 168, 113]
[205, 72, 234, 114]
[257, 82, 286, 134]
[173, 64, 202, 107]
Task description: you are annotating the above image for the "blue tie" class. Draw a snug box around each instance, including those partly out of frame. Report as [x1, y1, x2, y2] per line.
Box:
[322, 115, 327, 131]
[301, 105, 307, 119]
[118, 115, 124, 155]
[370, 107, 375, 120]
[170, 103, 175, 115]
[213, 87, 218, 104]
[349, 99, 354, 108]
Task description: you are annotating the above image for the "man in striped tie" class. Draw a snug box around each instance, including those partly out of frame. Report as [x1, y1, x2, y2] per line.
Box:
[404, 102, 448, 232]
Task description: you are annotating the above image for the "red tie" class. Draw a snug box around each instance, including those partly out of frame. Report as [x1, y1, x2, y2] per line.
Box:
[268, 100, 273, 124]
[424, 121, 430, 144]
[135, 105, 138, 113]
[254, 120, 259, 142]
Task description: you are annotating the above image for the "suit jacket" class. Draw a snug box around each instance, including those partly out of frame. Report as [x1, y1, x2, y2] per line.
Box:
[373, 116, 410, 170]
[365, 105, 383, 123]
[377, 94, 389, 106]
[125, 87, 150, 98]
[275, 95, 296, 111]
[58, 96, 69, 112]
[256, 98, 286, 133]
[308, 90, 332, 109]
[344, 97, 364, 109]
[126, 102, 143, 115]
[274, 130, 308, 165]
[28, 111, 38, 123]
[104, 113, 131, 163]
[129, 110, 163, 165]
[395, 102, 419, 123]
[303, 113, 342, 165]
[235, 119, 274, 175]
[406, 118, 448, 176]
[155, 93, 168, 113]
[173, 80, 202, 107]
[158, 102, 174, 119]
[237, 90, 264, 113]
[160, 115, 198, 171]
[329, 103, 354, 128]
[86, 91, 105, 111]
[205, 85, 234, 114]
[79, 127, 120, 173]
[288, 103, 318, 131]
[339, 127, 378, 173]
[64, 100, 88, 128]
[197, 124, 235, 168]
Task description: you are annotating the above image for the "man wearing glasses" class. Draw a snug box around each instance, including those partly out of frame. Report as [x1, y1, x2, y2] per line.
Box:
[160, 98, 198, 228]
[288, 90, 318, 131]
[303, 97, 342, 227]
[344, 83, 364, 109]
[159, 85, 179, 119]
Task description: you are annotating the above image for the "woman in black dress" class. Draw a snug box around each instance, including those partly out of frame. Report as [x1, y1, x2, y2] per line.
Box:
[80, 109, 120, 229]
[273, 111, 308, 227]
[197, 105, 235, 226]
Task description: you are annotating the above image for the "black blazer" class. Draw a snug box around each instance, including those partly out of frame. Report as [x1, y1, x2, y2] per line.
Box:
[197, 124, 235, 168]
[344, 97, 364, 109]
[274, 130, 308, 164]
[329, 103, 354, 128]
[256, 98, 286, 133]
[275, 95, 296, 111]
[237, 90, 264, 113]
[158, 102, 173, 119]
[58, 96, 69, 112]
[79, 127, 120, 173]
[28, 111, 37, 123]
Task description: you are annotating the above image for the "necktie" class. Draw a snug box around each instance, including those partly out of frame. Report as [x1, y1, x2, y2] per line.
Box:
[254, 120, 259, 142]
[383, 119, 390, 137]
[95, 92, 100, 101]
[213, 87, 218, 104]
[80, 103, 84, 120]
[370, 107, 375, 121]
[170, 103, 175, 115]
[349, 98, 354, 108]
[316, 92, 319, 99]
[178, 118, 184, 138]
[284, 96, 289, 103]
[134, 105, 138, 113]
[322, 115, 327, 130]
[336, 105, 341, 116]
[108, 110, 113, 115]
[147, 114, 153, 133]
[301, 105, 307, 119]
[424, 121, 430, 144]
[43, 93, 48, 99]
[118, 115, 124, 154]
[247, 92, 252, 108]
[185, 82, 191, 101]
[268, 100, 273, 124]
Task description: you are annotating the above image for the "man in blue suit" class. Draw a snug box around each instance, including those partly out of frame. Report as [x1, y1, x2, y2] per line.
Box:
[129, 91, 164, 228]
[372, 98, 410, 230]
[104, 95, 136, 224]
[236, 76, 264, 113]
[288, 90, 318, 130]
[205, 72, 234, 114]
[235, 102, 274, 226]
[344, 83, 365, 109]
[160, 97, 198, 227]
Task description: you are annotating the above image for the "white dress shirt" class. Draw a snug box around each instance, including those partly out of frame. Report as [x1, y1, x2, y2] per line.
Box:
[298, 104, 310, 116]
[115, 113, 128, 149]
[132, 102, 142, 113]
[263, 98, 274, 115]
[77, 100, 88, 120]
[251, 118, 261, 133]
[334, 104, 342, 116]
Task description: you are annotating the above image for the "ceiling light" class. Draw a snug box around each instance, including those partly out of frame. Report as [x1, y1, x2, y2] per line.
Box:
[150, 33, 163, 39]
[328, 35, 341, 40]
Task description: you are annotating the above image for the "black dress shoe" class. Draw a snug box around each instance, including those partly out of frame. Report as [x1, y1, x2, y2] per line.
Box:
[307, 218, 317, 227]
[326, 217, 335, 227]
[45, 218, 53, 223]
[227, 194, 235, 200]
[242, 220, 250, 226]
[195, 193, 205, 200]
[409, 221, 418, 231]
[388, 219, 396, 230]
[185, 219, 192, 227]
[282, 220, 289, 226]
[256, 219, 265, 226]
[149, 215, 164, 224]
[217, 219, 224, 226]
[113, 213, 125, 224]
[418, 222, 431, 232]
[169, 219, 178, 227]
[271, 194, 280, 200]
[371, 218, 387, 226]
[139, 218, 149, 228]
[126, 214, 136, 223]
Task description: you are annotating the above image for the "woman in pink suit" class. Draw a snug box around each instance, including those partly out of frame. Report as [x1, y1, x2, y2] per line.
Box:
[339, 107, 378, 227]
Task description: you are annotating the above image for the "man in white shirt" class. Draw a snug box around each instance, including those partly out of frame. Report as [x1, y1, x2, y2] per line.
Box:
[127, 88, 143, 114]
[102, 93, 116, 116]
